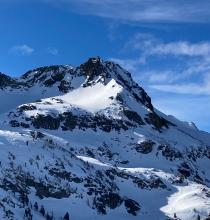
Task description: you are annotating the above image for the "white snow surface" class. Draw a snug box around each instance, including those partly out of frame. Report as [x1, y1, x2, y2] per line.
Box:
[161, 184, 210, 220]
[61, 79, 122, 113]
[0, 59, 209, 220]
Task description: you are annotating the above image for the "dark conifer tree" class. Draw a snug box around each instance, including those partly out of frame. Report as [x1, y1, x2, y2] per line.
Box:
[40, 205, 45, 216]
[63, 212, 70, 220]
[34, 202, 38, 211]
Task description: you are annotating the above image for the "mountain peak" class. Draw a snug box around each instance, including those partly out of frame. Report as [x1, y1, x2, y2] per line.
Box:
[0, 57, 210, 220]
[79, 56, 105, 78]
[0, 72, 20, 89]
[0, 58, 154, 114]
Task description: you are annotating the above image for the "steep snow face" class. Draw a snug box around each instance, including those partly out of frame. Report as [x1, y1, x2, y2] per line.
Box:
[61, 79, 123, 113]
[0, 57, 209, 220]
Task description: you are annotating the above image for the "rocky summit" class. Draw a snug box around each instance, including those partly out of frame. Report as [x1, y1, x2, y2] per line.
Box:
[0, 57, 209, 220]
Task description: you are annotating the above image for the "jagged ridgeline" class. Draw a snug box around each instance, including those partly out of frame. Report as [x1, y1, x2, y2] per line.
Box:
[0, 57, 209, 220]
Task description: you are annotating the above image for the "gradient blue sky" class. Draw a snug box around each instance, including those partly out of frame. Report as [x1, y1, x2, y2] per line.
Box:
[1, 0, 210, 131]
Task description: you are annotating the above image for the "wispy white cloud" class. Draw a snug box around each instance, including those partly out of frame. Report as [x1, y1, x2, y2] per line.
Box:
[111, 55, 181, 84]
[110, 58, 139, 72]
[151, 83, 210, 95]
[47, 47, 58, 55]
[125, 33, 210, 58]
[151, 73, 210, 95]
[137, 70, 180, 84]
[9, 44, 34, 56]
[148, 41, 210, 57]
[47, 0, 210, 23]
[112, 33, 210, 95]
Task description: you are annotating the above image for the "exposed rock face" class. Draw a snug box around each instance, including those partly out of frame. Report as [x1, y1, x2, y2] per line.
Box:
[18, 104, 37, 112]
[158, 144, 183, 160]
[32, 114, 61, 130]
[135, 140, 155, 154]
[80, 57, 105, 79]
[145, 112, 172, 130]
[20, 65, 75, 93]
[178, 162, 192, 178]
[123, 109, 144, 125]
[0, 72, 20, 89]
[124, 199, 140, 216]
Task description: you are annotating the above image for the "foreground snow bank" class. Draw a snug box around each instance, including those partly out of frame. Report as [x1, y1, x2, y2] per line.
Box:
[161, 183, 210, 220]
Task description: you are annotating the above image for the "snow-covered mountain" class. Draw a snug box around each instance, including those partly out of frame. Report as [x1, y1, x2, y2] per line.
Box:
[0, 57, 209, 220]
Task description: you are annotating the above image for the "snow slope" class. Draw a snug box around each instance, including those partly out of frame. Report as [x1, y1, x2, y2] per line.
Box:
[61, 79, 122, 113]
[0, 57, 209, 220]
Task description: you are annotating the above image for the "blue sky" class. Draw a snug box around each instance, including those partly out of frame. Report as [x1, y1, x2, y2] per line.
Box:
[1, 0, 210, 131]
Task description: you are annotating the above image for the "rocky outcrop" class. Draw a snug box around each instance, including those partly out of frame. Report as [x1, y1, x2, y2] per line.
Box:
[124, 199, 140, 216]
[0, 73, 20, 89]
[145, 112, 173, 130]
[123, 109, 144, 125]
[135, 140, 155, 154]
